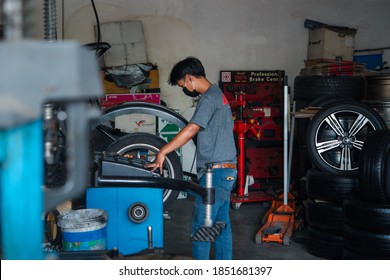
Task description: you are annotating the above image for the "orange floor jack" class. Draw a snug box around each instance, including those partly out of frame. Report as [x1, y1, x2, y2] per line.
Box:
[255, 80, 301, 245]
[255, 192, 298, 245]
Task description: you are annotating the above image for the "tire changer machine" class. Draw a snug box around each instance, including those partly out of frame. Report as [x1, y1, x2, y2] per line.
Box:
[219, 71, 285, 209]
[220, 72, 299, 244]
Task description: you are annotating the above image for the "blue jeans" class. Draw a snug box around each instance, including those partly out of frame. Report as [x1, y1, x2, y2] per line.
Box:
[191, 168, 237, 260]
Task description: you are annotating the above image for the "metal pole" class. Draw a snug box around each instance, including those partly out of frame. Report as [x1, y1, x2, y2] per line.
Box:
[204, 164, 213, 227]
[287, 100, 296, 189]
[283, 79, 289, 205]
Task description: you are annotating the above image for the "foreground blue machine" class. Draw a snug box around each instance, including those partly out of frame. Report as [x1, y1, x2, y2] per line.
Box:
[87, 187, 164, 255]
[0, 40, 103, 259]
[0, 120, 44, 259]
[87, 156, 164, 255]
[84, 154, 225, 257]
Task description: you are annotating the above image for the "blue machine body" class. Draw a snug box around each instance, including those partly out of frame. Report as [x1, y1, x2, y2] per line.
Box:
[0, 120, 44, 260]
[86, 187, 164, 255]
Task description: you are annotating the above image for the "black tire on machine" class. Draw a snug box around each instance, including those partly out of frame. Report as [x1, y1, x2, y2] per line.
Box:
[105, 132, 183, 207]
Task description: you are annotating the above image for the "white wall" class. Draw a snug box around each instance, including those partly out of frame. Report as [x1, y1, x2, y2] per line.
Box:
[43, 0, 390, 113]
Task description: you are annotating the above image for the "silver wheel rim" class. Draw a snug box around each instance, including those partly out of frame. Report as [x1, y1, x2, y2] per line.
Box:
[314, 109, 376, 172]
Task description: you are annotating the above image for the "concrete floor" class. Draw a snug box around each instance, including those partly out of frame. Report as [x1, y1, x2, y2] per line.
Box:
[163, 196, 320, 260]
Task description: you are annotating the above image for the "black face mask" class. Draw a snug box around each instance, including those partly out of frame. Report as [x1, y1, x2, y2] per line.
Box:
[182, 87, 200, 98]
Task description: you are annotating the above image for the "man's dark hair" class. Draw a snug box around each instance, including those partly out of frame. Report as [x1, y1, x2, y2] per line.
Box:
[168, 56, 206, 85]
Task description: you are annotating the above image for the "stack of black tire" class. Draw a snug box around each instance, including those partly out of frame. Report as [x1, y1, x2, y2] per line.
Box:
[305, 171, 357, 259]
[343, 129, 390, 259]
[293, 75, 388, 259]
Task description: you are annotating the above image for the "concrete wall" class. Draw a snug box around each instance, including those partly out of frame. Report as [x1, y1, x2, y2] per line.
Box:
[38, 0, 390, 114]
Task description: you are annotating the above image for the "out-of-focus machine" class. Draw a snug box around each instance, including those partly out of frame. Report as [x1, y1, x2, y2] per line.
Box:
[0, 0, 103, 259]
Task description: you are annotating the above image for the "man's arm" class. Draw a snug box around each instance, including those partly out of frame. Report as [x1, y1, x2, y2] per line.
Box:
[146, 123, 200, 173]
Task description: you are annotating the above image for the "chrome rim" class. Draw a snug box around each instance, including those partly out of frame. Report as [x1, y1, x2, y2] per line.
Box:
[314, 110, 376, 171]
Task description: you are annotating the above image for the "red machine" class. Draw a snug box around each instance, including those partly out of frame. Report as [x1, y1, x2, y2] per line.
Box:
[229, 91, 281, 208]
[219, 71, 285, 209]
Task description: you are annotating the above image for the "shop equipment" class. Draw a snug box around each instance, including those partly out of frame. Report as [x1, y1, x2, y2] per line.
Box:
[229, 90, 275, 209]
[0, 27, 103, 261]
[219, 71, 285, 209]
[190, 164, 226, 242]
[87, 155, 222, 255]
[255, 79, 297, 245]
[87, 155, 164, 255]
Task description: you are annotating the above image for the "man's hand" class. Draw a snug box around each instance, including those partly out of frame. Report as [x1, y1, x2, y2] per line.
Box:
[145, 151, 166, 174]
[145, 123, 200, 174]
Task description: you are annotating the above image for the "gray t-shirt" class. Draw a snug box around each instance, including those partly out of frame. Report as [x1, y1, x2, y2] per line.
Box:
[190, 84, 237, 178]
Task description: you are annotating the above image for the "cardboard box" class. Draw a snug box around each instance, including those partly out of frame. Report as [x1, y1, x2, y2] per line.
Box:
[102, 69, 159, 94]
[102, 77, 129, 94]
[301, 59, 366, 76]
[148, 69, 160, 89]
[307, 27, 356, 61]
